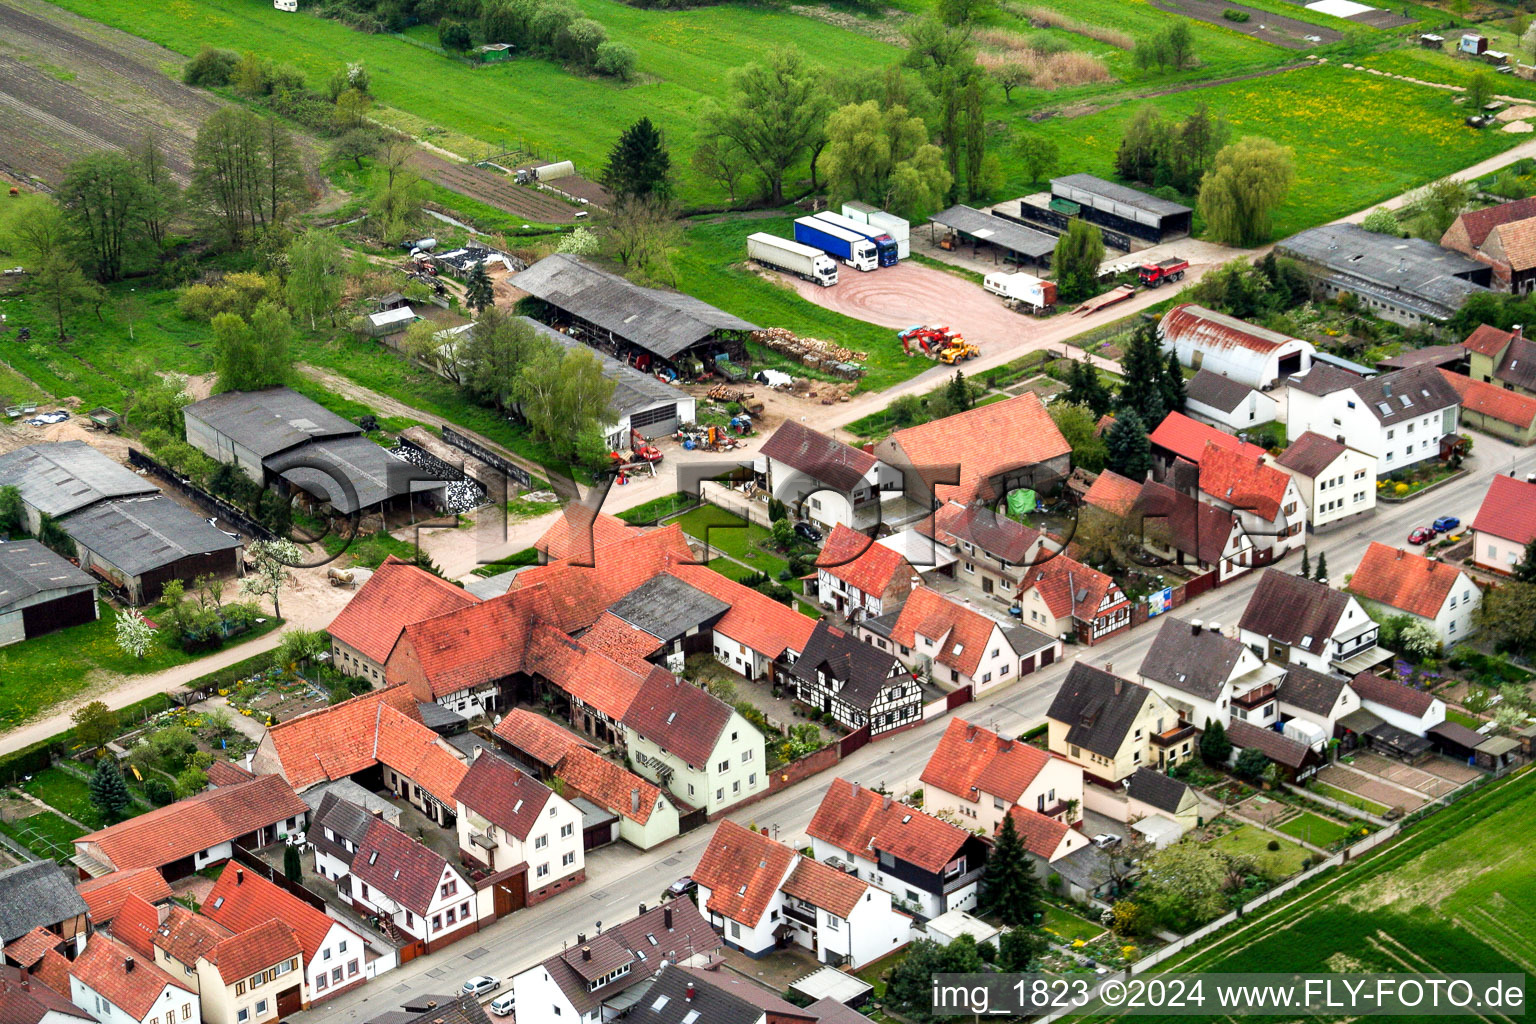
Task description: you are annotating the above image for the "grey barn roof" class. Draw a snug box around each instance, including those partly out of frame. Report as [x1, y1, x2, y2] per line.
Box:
[511, 254, 758, 360]
[607, 573, 729, 641]
[519, 317, 682, 418]
[0, 862, 89, 942]
[792, 617, 906, 712]
[184, 387, 361, 459]
[1278, 665, 1351, 716]
[267, 436, 443, 514]
[931, 205, 1056, 258]
[1185, 369, 1258, 413]
[0, 539, 96, 612]
[1277, 224, 1489, 319]
[1125, 767, 1191, 815]
[1051, 174, 1193, 218]
[0, 442, 155, 518]
[61, 495, 241, 577]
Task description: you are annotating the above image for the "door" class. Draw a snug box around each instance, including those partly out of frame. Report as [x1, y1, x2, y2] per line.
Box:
[276, 986, 302, 1018]
[494, 876, 525, 917]
[1040, 646, 1056, 667]
[982, 577, 994, 595]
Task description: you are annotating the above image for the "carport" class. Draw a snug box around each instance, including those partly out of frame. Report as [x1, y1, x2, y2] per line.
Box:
[929, 205, 1057, 267]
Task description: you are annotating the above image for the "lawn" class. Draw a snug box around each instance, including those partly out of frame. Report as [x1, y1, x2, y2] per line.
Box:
[1025, 63, 1524, 239]
[1129, 771, 1536, 1008]
[669, 504, 771, 562]
[1209, 825, 1312, 876]
[1359, 48, 1536, 104]
[1308, 780, 1391, 816]
[618, 493, 697, 526]
[0, 811, 87, 862]
[1444, 707, 1487, 729]
[22, 766, 106, 829]
[0, 601, 283, 731]
[1273, 810, 1353, 848]
[1040, 903, 1106, 943]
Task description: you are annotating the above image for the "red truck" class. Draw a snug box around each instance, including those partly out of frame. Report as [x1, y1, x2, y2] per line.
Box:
[1139, 257, 1188, 287]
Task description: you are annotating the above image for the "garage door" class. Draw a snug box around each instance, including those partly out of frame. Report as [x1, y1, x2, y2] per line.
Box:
[630, 403, 678, 437]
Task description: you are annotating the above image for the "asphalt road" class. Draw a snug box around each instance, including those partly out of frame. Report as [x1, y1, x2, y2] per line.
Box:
[295, 429, 1536, 1024]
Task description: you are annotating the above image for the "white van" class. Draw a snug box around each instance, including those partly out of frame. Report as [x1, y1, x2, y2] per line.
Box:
[274, 0, 298, 11]
[489, 993, 516, 1017]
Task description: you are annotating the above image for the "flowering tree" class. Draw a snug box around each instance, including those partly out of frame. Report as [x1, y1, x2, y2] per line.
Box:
[114, 607, 154, 658]
[241, 539, 302, 620]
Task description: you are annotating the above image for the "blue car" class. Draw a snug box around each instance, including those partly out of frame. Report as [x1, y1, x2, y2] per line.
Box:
[1432, 516, 1461, 533]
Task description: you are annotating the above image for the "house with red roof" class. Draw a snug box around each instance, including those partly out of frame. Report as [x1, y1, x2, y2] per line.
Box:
[1472, 472, 1536, 573]
[868, 586, 1061, 696]
[1197, 442, 1307, 562]
[814, 524, 915, 621]
[1439, 368, 1536, 445]
[1349, 671, 1446, 738]
[1004, 806, 1091, 867]
[692, 820, 911, 969]
[326, 556, 481, 684]
[873, 393, 1070, 508]
[521, 622, 657, 746]
[1347, 542, 1480, 646]
[0, 963, 93, 1024]
[918, 501, 1053, 599]
[667, 565, 817, 683]
[1148, 411, 1266, 474]
[622, 673, 766, 818]
[1015, 554, 1131, 646]
[1464, 323, 1536, 397]
[66, 933, 198, 1024]
[76, 868, 172, 928]
[203, 864, 374, 1006]
[1271, 431, 1377, 532]
[1134, 480, 1253, 584]
[71, 774, 307, 882]
[346, 816, 479, 952]
[534, 506, 638, 565]
[807, 779, 990, 919]
[555, 746, 680, 850]
[452, 751, 586, 910]
[1080, 471, 1143, 519]
[755, 419, 908, 535]
[491, 709, 596, 780]
[919, 718, 1083, 835]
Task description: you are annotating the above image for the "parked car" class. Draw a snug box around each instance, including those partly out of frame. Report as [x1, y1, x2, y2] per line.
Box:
[1432, 516, 1461, 534]
[1408, 526, 1436, 545]
[462, 976, 501, 997]
[1092, 833, 1121, 848]
[794, 522, 823, 543]
[489, 993, 516, 1017]
[665, 875, 697, 899]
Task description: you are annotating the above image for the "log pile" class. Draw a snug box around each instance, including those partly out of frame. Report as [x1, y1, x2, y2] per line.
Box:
[750, 328, 867, 376]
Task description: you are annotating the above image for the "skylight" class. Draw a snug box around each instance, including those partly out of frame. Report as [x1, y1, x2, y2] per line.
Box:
[683, 1012, 700, 1024]
[368, 851, 378, 865]
[513, 799, 524, 814]
[1301, 635, 1313, 647]
[652, 996, 670, 1011]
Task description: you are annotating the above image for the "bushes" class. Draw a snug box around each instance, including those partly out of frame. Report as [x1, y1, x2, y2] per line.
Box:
[594, 41, 637, 81]
[176, 273, 283, 322]
[1222, 8, 1250, 21]
[184, 46, 240, 87]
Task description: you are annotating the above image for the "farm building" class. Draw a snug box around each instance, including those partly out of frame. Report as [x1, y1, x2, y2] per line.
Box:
[1276, 224, 1492, 326]
[511, 254, 757, 377]
[1182, 368, 1279, 431]
[363, 306, 419, 336]
[0, 539, 98, 646]
[928, 205, 1056, 267]
[1049, 174, 1193, 247]
[184, 387, 446, 516]
[0, 442, 242, 604]
[1439, 369, 1536, 445]
[1441, 196, 1536, 293]
[1158, 304, 1315, 389]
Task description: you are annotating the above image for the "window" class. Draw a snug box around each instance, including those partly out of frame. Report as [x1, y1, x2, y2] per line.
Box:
[432, 914, 442, 930]
[537, 864, 550, 878]
[825, 915, 840, 931]
[1449, 620, 1457, 633]
[730, 922, 742, 938]
[324, 946, 333, 961]
[993, 796, 1004, 810]
[338, 940, 347, 954]
[549, 806, 557, 817]
[332, 967, 343, 984]
[183, 1007, 191, 1021]
[749, 773, 757, 786]
[1070, 744, 1080, 757]
[237, 982, 246, 997]
[348, 960, 359, 977]
[562, 851, 575, 866]
[732, 780, 741, 794]
[460, 901, 470, 918]
[560, 822, 574, 838]
[741, 749, 753, 763]
[317, 974, 329, 991]
[238, 1012, 250, 1024]
[718, 760, 730, 773]
[716, 788, 724, 802]
[446, 907, 457, 925]
[441, 880, 457, 898]
[535, 835, 548, 849]
[256, 1000, 269, 1017]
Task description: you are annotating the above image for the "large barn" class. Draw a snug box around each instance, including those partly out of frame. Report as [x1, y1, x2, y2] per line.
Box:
[0, 539, 98, 646]
[1158, 303, 1316, 389]
[1050, 174, 1193, 247]
[511, 254, 758, 377]
[929, 205, 1057, 267]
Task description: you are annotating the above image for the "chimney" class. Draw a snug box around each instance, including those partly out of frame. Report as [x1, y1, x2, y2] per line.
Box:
[582, 946, 592, 961]
[577, 933, 587, 945]
[1104, 663, 1113, 676]
[1515, 324, 1524, 341]
[686, 983, 696, 1002]
[1191, 619, 1203, 636]
[1428, 557, 1438, 570]
[1336, 435, 1345, 445]
[1528, 473, 1536, 485]
[124, 957, 135, 973]
[631, 788, 640, 813]
[639, 903, 648, 915]
[1397, 548, 1404, 559]
[156, 904, 171, 926]
[473, 745, 483, 762]
[235, 867, 244, 885]
[1210, 622, 1222, 635]
[1113, 676, 1122, 696]
[664, 906, 673, 929]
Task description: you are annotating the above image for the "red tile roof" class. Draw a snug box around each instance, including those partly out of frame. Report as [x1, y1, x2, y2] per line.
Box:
[452, 754, 552, 840]
[1348, 542, 1466, 620]
[150, 906, 232, 971]
[816, 524, 912, 598]
[3, 928, 60, 969]
[808, 779, 972, 874]
[1005, 806, 1074, 857]
[780, 858, 866, 919]
[512, 526, 696, 633]
[205, 760, 256, 788]
[203, 865, 343, 968]
[373, 704, 467, 807]
[885, 393, 1070, 505]
[1463, 323, 1517, 358]
[1082, 470, 1144, 517]
[693, 821, 795, 927]
[1449, 197, 1536, 250]
[69, 934, 190, 1019]
[32, 950, 72, 1002]
[208, 917, 301, 987]
[391, 590, 546, 698]
[109, 895, 158, 959]
[493, 709, 595, 770]
[556, 747, 663, 824]
[262, 685, 422, 791]
[923, 502, 1043, 563]
[351, 817, 452, 917]
[888, 587, 999, 679]
[1149, 412, 1266, 466]
[327, 556, 480, 665]
[77, 774, 307, 872]
[536, 507, 639, 563]
[620, 673, 734, 771]
[577, 612, 665, 664]
[1134, 481, 1244, 567]
[1275, 431, 1348, 479]
[920, 718, 1054, 804]
[1351, 672, 1437, 717]
[0, 963, 92, 1023]
[1198, 441, 1292, 521]
[1472, 473, 1536, 545]
[1025, 554, 1126, 624]
[668, 565, 817, 660]
[760, 420, 877, 493]
[1439, 369, 1536, 430]
[524, 622, 648, 721]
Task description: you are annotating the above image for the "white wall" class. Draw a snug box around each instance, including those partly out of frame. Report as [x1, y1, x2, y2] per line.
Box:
[71, 978, 196, 1024]
[308, 922, 367, 1001]
[1475, 530, 1525, 573]
[511, 962, 591, 1024]
[697, 883, 781, 956]
[1288, 387, 1457, 474]
[1361, 695, 1446, 737]
[1186, 389, 1279, 432]
[837, 890, 912, 969]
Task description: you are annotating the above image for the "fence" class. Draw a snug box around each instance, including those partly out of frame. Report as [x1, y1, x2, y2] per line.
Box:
[128, 448, 276, 542]
[439, 425, 533, 489]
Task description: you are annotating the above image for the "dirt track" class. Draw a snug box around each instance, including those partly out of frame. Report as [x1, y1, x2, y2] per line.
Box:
[409, 151, 582, 224]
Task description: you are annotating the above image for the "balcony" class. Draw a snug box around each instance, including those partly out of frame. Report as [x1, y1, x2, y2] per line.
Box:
[783, 903, 817, 927]
[941, 865, 985, 895]
[1232, 684, 1277, 710]
[470, 831, 498, 852]
[1149, 723, 1196, 748]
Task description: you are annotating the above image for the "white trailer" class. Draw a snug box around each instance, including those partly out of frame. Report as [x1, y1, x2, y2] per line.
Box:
[747, 233, 838, 287]
[274, 0, 298, 10]
[842, 204, 911, 259]
[983, 271, 1057, 313]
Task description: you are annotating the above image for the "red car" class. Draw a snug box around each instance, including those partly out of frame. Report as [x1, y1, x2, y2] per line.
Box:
[1408, 526, 1436, 545]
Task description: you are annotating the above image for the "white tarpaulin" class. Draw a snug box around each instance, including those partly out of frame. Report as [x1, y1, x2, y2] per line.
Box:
[1305, 0, 1377, 16]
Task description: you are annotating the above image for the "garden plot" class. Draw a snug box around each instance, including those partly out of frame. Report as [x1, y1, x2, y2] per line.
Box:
[409, 151, 580, 224]
[1314, 763, 1429, 811]
[1150, 0, 1342, 48]
[1349, 752, 1462, 798]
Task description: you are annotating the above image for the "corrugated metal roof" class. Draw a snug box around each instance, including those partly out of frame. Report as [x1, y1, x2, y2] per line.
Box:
[266, 437, 444, 514]
[0, 441, 156, 518]
[1160, 304, 1305, 356]
[0, 539, 96, 611]
[930, 205, 1056, 258]
[1051, 173, 1192, 218]
[60, 495, 241, 577]
[1277, 224, 1489, 318]
[184, 387, 361, 459]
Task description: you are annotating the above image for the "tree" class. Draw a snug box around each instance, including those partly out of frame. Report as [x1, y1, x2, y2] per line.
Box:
[58, 152, 148, 283]
[74, 701, 121, 751]
[1515, 538, 1536, 584]
[603, 118, 672, 204]
[1105, 409, 1152, 480]
[0, 485, 24, 537]
[691, 132, 751, 204]
[771, 517, 795, 549]
[936, 0, 989, 26]
[556, 226, 601, 257]
[821, 101, 951, 219]
[1133, 21, 1195, 72]
[980, 812, 1041, 926]
[1300, 548, 1311, 580]
[1233, 747, 1269, 780]
[903, 17, 983, 200]
[464, 260, 494, 314]
[1061, 360, 1114, 417]
[1118, 323, 1168, 426]
[1018, 135, 1058, 185]
[1361, 207, 1402, 236]
[1467, 70, 1495, 116]
[332, 88, 373, 133]
[286, 229, 345, 329]
[1199, 718, 1231, 765]
[1400, 621, 1441, 661]
[515, 346, 617, 460]
[998, 927, 1046, 972]
[1136, 842, 1228, 932]
[114, 607, 154, 658]
[369, 138, 425, 247]
[884, 940, 945, 1021]
[1053, 218, 1104, 303]
[242, 539, 302, 619]
[190, 108, 306, 245]
[461, 306, 548, 413]
[1048, 401, 1108, 473]
[331, 128, 378, 170]
[174, 766, 209, 799]
[1116, 106, 1168, 184]
[593, 41, 637, 81]
[1161, 351, 1186, 415]
[89, 759, 132, 822]
[991, 52, 1032, 103]
[1199, 136, 1295, 246]
[0, 192, 70, 265]
[32, 254, 105, 342]
[212, 301, 291, 392]
[606, 196, 682, 280]
[699, 47, 829, 204]
[1314, 552, 1328, 583]
[946, 369, 974, 412]
[438, 18, 473, 50]
[284, 843, 304, 882]
[1401, 177, 1477, 242]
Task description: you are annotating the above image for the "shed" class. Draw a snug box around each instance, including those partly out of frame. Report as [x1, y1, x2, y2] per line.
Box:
[929, 205, 1056, 266]
[365, 306, 418, 336]
[521, 318, 694, 443]
[0, 441, 156, 534]
[478, 42, 513, 62]
[1475, 734, 1521, 771]
[1131, 814, 1185, 850]
[925, 909, 1000, 948]
[1183, 368, 1279, 430]
[266, 436, 447, 515]
[1427, 720, 1486, 762]
[0, 539, 98, 647]
[60, 495, 243, 604]
[1050, 174, 1193, 244]
[790, 966, 874, 1007]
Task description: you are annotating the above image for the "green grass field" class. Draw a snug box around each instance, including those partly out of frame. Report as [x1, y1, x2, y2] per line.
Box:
[1025, 62, 1524, 239]
[1040, 903, 1107, 943]
[1209, 825, 1312, 875]
[0, 811, 87, 862]
[1273, 810, 1354, 848]
[1129, 771, 1536, 1017]
[22, 766, 106, 829]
